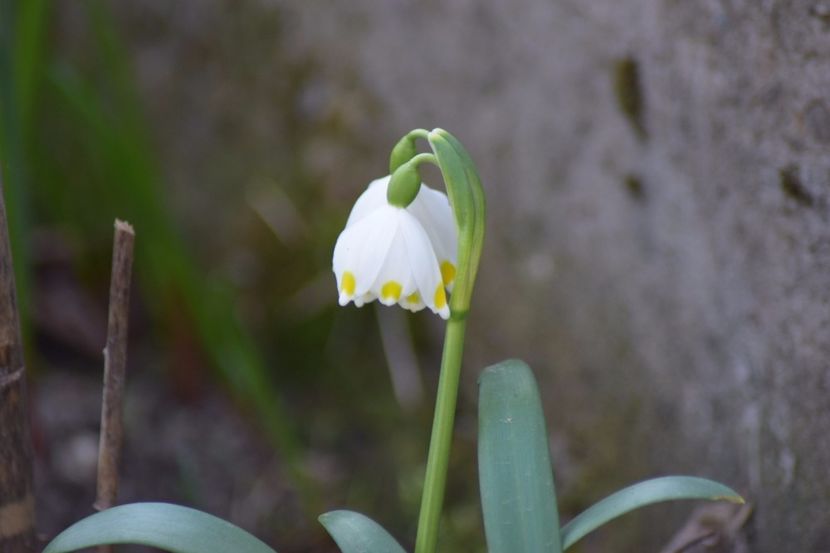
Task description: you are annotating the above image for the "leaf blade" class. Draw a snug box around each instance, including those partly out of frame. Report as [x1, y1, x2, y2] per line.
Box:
[319, 510, 408, 553]
[561, 476, 744, 550]
[478, 359, 562, 553]
[42, 502, 278, 553]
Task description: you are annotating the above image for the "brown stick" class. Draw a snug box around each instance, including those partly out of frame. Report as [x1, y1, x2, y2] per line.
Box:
[0, 175, 35, 552]
[94, 220, 135, 525]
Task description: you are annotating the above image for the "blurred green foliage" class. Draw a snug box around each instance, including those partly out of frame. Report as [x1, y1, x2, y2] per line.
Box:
[0, 0, 43, 336]
[2, 0, 304, 470]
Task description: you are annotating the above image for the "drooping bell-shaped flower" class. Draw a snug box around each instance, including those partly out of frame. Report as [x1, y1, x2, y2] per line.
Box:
[332, 176, 457, 319]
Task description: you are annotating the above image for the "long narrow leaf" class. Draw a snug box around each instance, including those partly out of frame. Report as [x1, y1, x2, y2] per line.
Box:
[43, 503, 278, 553]
[319, 510, 408, 553]
[478, 359, 562, 553]
[560, 476, 744, 550]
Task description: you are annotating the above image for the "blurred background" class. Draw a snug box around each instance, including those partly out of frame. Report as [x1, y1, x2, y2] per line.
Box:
[3, 1, 830, 552]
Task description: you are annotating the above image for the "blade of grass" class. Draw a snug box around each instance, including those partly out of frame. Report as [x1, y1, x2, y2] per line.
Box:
[14, 0, 49, 134]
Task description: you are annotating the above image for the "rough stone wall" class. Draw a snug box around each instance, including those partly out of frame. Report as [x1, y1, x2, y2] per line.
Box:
[117, 1, 830, 551]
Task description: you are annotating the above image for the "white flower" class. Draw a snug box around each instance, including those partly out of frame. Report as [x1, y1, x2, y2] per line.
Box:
[333, 176, 458, 319]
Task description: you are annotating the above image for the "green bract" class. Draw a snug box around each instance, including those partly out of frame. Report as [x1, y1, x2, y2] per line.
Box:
[426, 129, 485, 314]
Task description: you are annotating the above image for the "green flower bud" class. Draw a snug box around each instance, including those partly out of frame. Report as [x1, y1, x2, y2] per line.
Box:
[387, 161, 421, 208]
[389, 136, 418, 173]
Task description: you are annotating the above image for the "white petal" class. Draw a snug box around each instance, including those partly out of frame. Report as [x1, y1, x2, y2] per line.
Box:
[407, 184, 458, 290]
[398, 210, 449, 319]
[369, 218, 417, 306]
[345, 176, 390, 228]
[334, 175, 456, 319]
[353, 292, 376, 308]
[332, 206, 397, 305]
[398, 291, 426, 312]
[332, 233, 355, 306]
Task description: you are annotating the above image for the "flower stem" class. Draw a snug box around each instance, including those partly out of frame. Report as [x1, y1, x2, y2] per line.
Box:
[408, 127, 484, 553]
[414, 314, 467, 553]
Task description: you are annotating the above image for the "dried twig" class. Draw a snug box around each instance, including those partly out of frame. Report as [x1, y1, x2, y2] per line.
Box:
[94, 220, 135, 553]
[0, 172, 35, 552]
[659, 502, 753, 553]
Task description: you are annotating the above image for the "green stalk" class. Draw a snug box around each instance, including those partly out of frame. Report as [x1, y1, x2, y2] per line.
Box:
[389, 128, 483, 553]
[414, 315, 467, 553]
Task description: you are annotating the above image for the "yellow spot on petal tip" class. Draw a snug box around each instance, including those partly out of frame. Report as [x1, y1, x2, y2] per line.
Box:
[440, 261, 456, 286]
[434, 285, 447, 310]
[405, 292, 421, 304]
[341, 271, 356, 296]
[381, 281, 403, 301]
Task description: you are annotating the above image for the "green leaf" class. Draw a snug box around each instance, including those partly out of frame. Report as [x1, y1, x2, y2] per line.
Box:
[560, 476, 744, 550]
[478, 359, 562, 553]
[42, 502, 278, 553]
[319, 510, 408, 553]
